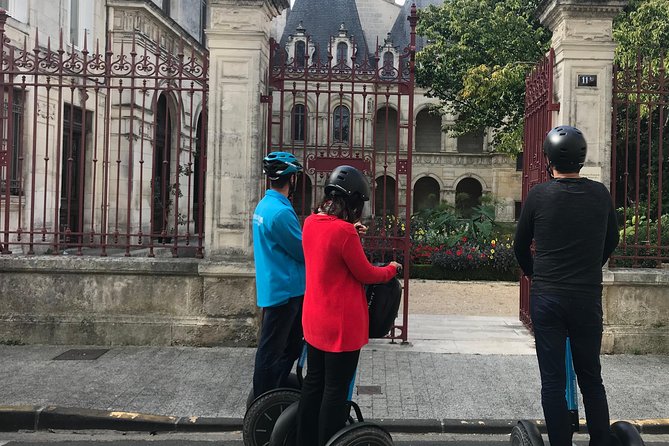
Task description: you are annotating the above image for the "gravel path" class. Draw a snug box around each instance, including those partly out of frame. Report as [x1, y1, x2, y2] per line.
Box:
[406, 279, 519, 316]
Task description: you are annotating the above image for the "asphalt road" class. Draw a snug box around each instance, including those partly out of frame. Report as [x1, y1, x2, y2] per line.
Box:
[1, 432, 669, 446]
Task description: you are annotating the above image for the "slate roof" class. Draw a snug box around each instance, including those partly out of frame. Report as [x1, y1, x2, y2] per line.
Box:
[279, 0, 371, 63]
[388, 0, 444, 54]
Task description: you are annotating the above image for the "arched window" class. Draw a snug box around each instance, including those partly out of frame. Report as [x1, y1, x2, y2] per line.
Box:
[375, 176, 396, 216]
[336, 42, 348, 65]
[333, 105, 350, 143]
[415, 109, 441, 153]
[456, 177, 483, 218]
[374, 106, 398, 152]
[292, 104, 306, 141]
[413, 177, 440, 213]
[457, 130, 484, 153]
[295, 41, 306, 68]
[292, 173, 313, 218]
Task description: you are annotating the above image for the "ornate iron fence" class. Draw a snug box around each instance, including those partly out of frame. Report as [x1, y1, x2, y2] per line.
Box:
[610, 53, 669, 267]
[0, 11, 208, 257]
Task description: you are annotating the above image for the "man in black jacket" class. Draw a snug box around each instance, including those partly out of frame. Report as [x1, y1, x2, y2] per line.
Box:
[514, 126, 619, 446]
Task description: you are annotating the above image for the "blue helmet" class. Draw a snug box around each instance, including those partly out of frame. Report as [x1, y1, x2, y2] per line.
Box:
[263, 151, 303, 180]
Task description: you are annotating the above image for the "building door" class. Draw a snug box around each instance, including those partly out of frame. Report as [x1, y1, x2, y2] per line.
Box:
[153, 94, 172, 238]
[60, 104, 91, 244]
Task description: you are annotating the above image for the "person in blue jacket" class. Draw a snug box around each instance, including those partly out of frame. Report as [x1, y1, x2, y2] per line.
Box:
[251, 151, 306, 399]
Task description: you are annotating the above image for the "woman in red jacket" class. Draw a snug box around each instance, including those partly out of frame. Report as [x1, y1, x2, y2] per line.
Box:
[296, 165, 401, 446]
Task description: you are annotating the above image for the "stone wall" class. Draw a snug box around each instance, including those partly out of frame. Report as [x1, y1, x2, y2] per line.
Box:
[602, 268, 669, 354]
[0, 256, 259, 347]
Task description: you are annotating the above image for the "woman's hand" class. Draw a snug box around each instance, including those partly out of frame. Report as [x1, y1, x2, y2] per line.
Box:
[389, 261, 402, 274]
[354, 222, 368, 236]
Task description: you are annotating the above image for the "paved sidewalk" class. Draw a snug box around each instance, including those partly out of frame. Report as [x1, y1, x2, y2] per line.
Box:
[0, 315, 667, 433]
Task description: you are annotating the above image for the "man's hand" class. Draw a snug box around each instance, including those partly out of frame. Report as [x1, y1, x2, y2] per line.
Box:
[354, 222, 368, 236]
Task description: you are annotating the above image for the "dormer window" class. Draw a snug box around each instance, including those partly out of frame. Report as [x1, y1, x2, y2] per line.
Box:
[382, 51, 394, 78]
[336, 42, 348, 65]
[295, 41, 306, 68]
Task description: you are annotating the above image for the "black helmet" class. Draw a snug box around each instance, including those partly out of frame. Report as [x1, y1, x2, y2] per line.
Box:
[543, 126, 587, 172]
[263, 151, 303, 180]
[324, 165, 370, 202]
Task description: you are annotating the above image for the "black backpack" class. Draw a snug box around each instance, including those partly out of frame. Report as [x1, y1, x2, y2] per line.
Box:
[365, 277, 402, 339]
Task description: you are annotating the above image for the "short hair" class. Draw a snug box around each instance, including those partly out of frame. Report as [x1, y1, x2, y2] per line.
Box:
[270, 173, 293, 189]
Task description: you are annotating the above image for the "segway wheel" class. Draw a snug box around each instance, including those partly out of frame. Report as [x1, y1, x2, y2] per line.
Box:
[243, 388, 300, 446]
[610, 421, 645, 446]
[325, 422, 393, 446]
[511, 421, 545, 446]
[269, 401, 299, 446]
[246, 372, 302, 409]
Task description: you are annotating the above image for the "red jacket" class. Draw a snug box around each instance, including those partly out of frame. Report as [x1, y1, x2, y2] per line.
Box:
[302, 214, 397, 352]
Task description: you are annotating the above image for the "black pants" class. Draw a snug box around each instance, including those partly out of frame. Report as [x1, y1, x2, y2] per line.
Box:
[296, 344, 360, 446]
[252, 296, 303, 398]
[531, 293, 610, 446]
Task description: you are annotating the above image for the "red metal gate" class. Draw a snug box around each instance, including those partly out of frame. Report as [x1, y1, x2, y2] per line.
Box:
[519, 48, 559, 329]
[266, 6, 418, 342]
[0, 11, 208, 257]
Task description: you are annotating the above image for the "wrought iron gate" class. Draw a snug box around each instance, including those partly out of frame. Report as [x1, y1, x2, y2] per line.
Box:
[266, 7, 418, 342]
[611, 53, 669, 267]
[519, 48, 559, 329]
[0, 11, 208, 257]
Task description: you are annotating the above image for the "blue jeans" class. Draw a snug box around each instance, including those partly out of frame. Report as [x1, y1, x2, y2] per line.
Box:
[531, 293, 610, 446]
[252, 295, 303, 398]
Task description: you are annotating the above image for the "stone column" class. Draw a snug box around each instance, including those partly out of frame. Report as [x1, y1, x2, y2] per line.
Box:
[205, 0, 289, 259]
[537, 0, 627, 188]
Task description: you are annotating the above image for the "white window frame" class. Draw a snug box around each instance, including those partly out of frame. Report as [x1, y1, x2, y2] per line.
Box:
[70, 0, 94, 49]
[2, 0, 29, 23]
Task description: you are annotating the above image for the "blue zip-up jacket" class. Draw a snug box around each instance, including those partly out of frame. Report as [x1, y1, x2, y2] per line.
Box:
[252, 189, 306, 307]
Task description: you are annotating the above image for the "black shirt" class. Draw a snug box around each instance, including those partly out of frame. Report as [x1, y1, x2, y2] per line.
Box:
[514, 177, 620, 298]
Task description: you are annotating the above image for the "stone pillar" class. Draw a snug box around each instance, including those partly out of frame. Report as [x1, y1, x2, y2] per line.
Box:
[537, 0, 627, 188]
[205, 0, 289, 259]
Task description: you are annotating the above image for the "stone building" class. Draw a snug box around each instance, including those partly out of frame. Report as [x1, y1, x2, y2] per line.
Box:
[271, 0, 521, 221]
[0, 0, 207, 255]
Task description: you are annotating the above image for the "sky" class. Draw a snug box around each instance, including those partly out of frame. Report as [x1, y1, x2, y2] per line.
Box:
[290, 0, 406, 5]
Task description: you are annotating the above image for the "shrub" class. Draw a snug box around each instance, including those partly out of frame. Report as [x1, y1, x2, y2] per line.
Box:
[612, 212, 669, 267]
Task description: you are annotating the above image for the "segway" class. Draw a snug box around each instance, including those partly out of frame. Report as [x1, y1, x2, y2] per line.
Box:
[248, 272, 400, 446]
[268, 368, 393, 446]
[242, 343, 307, 446]
[511, 339, 645, 446]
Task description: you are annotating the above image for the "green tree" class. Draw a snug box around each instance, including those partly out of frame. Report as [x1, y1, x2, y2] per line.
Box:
[613, 0, 669, 65]
[416, 0, 551, 156]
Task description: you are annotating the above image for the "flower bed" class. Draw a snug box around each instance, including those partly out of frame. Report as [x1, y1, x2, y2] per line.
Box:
[411, 236, 519, 281]
[373, 203, 521, 281]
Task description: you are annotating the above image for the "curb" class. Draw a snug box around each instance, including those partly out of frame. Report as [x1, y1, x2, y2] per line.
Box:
[1, 406, 668, 435]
